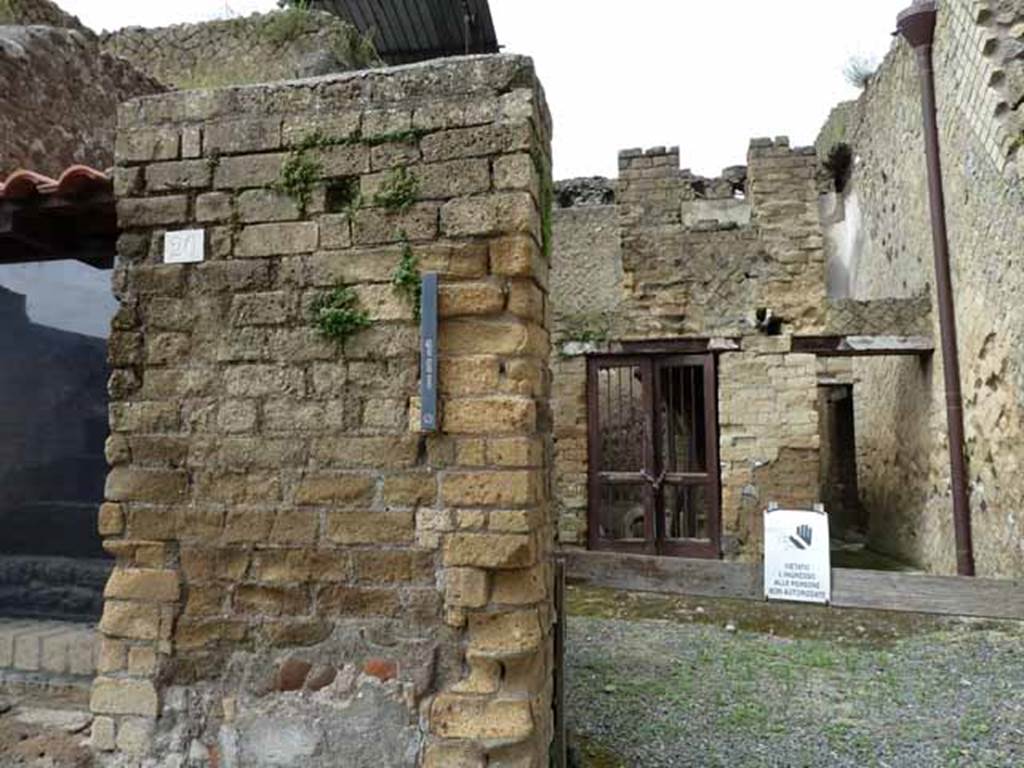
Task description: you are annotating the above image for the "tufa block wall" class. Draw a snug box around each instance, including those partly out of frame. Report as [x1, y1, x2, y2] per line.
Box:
[552, 140, 828, 557]
[93, 55, 554, 766]
[615, 142, 826, 340]
[816, 0, 1024, 575]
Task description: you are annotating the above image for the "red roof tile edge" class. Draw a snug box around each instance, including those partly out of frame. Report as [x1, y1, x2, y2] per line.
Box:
[0, 165, 111, 200]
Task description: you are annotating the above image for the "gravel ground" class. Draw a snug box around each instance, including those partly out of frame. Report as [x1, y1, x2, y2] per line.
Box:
[565, 587, 1024, 768]
[0, 687, 93, 768]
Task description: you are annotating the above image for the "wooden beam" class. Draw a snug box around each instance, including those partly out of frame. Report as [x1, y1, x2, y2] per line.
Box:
[563, 549, 1024, 621]
[792, 335, 934, 357]
[619, 337, 741, 354]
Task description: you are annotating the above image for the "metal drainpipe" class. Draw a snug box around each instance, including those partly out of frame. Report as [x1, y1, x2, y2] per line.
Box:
[897, 1, 975, 576]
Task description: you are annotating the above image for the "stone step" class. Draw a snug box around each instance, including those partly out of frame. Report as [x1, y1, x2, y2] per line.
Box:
[0, 618, 98, 681]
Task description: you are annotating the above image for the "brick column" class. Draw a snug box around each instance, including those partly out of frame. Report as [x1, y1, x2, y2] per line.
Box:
[93, 55, 554, 766]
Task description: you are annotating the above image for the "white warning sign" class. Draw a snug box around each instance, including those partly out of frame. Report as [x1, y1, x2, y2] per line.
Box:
[763, 507, 831, 605]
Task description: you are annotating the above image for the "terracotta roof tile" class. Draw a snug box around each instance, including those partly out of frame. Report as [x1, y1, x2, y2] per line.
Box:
[0, 165, 111, 200]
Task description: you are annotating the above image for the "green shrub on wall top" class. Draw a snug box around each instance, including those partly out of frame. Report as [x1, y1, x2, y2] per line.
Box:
[265, 1, 314, 46]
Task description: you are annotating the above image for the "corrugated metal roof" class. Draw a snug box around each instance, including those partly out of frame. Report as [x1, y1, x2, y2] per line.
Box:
[313, 0, 499, 64]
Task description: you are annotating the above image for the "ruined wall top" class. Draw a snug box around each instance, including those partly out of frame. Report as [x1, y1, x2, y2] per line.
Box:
[117, 54, 550, 140]
[101, 8, 382, 91]
[0, 0, 87, 30]
[618, 145, 747, 208]
[0, 25, 165, 176]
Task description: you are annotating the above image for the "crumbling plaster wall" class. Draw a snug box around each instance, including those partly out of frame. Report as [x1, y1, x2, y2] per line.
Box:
[549, 199, 621, 544]
[551, 141, 829, 557]
[816, 0, 1024, 575]
[92, 55, 554, 766]
[101, 9, 379, 91]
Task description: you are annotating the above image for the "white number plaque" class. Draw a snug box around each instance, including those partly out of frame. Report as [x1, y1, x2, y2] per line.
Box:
[164, 229, 205, 264]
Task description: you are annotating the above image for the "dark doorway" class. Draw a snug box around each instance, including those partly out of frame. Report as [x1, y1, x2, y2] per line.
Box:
[817, 384, 863, 538]
[586, 353, 720, 558]
[0, 265, 115, 621]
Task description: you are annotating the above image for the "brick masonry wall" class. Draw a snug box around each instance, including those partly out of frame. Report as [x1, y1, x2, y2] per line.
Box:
[816, 0, 1024, 575]
[92, 55, 554, 766]
[551, 141, 828, 557]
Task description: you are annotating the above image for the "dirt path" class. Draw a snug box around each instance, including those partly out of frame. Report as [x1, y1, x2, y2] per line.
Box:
[565, 586, 1024, 767]
[0, 687, 93, 767]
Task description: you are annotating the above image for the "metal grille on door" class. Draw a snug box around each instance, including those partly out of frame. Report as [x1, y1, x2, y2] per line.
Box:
[587, 354, 721, 558]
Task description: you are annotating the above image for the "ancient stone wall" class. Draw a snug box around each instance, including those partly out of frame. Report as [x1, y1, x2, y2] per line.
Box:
[92, 54, 554, 766]
[548, 198, 621, 544]
[550, 204, 621, 334]
[0, 0, 87, 29]
[816, 0, 1024, 575]
[101, 9, 380, 91]
[551, 141, 829, 556]
[0, 26, 163, 176]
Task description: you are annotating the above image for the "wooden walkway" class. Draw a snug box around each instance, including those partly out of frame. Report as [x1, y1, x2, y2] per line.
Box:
[563, 549, 1024, 621]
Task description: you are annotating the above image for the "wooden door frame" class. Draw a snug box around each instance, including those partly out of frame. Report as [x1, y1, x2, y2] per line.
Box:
[586, 352, 722, 559]
[586, 355, 656, 554]
[652, 354, 721, 558]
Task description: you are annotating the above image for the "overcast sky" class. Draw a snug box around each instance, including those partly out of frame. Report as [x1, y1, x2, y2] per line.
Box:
[61, 0, 907, 178]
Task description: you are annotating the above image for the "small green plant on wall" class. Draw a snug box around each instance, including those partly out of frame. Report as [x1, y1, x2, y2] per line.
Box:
[274, 132, 325, 216]
[311, 285, 371, 344]
[374, 167, 420, 212]
[392, 234, 422, 320]
[559, 313, 612, 348]
[1009, 130, 1024, 157]
[843, 56, 877, 89]
[531, 149, 554, 260]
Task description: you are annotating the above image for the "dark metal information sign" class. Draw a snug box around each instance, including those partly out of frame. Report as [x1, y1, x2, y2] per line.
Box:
[420, 272, 439, 432]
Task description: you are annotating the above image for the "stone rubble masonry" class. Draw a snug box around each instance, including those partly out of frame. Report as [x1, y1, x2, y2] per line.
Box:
[0, 24, 165, 177]
[0, 0, 87, 29]
[100, 9, 378, 91]
[95, 54, 554, 766]
[814, 0, 1024, 575]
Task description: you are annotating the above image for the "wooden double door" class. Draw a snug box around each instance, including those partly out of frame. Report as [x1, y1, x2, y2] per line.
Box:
[586, 353, 721, 558]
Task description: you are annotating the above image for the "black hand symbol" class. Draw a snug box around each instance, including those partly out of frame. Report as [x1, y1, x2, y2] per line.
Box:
[789, 524, 812, 550]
